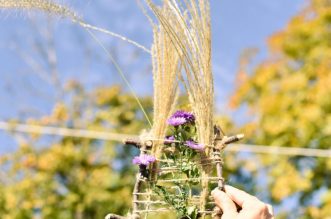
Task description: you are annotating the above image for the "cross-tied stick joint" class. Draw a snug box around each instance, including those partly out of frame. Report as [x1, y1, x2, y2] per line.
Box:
[212, 126, 244, 218]
[213, 125, 226, 191]
[124, 138, 153, 149]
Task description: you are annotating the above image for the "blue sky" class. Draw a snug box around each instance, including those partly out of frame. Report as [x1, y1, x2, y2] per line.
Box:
[0, 0, 304, 152]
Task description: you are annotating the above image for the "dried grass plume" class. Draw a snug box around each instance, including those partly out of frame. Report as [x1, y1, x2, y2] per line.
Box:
[0, 0, 150, 53]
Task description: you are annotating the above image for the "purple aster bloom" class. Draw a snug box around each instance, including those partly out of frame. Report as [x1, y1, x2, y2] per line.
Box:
[171, 110, 195, 123]
[164, 135, 175, 145]
[185, 140, 204, 151]
[167, 117, 187, 126]
[167, 110, 195, 126]
[132, 154, 156, 166]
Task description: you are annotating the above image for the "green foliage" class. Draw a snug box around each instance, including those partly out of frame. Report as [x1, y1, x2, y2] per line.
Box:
[154, 118, 201, 219]
[0, 83, 152, 219]
[231, 0, 331, 217]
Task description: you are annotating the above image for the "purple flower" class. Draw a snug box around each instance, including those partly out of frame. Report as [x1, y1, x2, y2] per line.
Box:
[172, 110, 195, 123]
[167, 117, 187, 126]
[167, 110, 195, 126]
[185, 140, 204, 151]
[132, 154, 156, 166]
[164, 135, 175, 145]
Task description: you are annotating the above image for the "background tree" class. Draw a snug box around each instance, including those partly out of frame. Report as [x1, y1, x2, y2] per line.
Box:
[231, 0, 331, 218]
[0, 82, 153, 218]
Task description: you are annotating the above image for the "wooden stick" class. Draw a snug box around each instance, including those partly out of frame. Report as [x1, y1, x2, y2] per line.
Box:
[104, 213, 127, 219]
[132, 142, 151, 219]
[212, 126, 226, 219]
[212, 126, 244, 218]
[223, 134, 244, 145]
[132, 173, 144, 219]
[124, 138, 153, 149]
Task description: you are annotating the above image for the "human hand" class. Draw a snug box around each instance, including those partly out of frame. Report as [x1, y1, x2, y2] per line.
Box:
[211, 185, 274, 219]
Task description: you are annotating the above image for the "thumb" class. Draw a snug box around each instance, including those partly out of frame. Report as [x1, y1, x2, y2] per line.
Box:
[212, 188, 238, 219]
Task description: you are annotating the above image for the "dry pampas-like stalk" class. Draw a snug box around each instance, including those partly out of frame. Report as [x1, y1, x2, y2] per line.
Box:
[149, 4, 180, 160]
[0, 0, 152, 128]
[145, 2, 181, 184]
[146, 0, 214, 217]
[0, 0, 77, 19]
[0, 0, 150, 53]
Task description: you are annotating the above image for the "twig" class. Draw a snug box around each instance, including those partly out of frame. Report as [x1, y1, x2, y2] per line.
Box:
[212, 126, 226, 219]
[105, 214, 127, 219]
[124, 139, 153, 149]
[213, 125, 225, 190]
[157, 177, 220, 183]
[132, 173, 144, 219]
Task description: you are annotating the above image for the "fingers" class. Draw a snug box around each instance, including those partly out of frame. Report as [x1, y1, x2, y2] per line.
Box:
[266, 204, 274, 219]
[212, 186, 274, 219]
[224, 185, 259, 208]
[211, 188, 238, 219]
[224, 185, 274, 219]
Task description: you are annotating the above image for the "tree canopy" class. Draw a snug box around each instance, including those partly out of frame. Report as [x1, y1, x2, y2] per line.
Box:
[0, 83, 152, 218]
[231, 0, 331, 218]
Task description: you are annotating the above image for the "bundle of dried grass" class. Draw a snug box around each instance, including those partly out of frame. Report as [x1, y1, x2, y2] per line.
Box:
[146, 0, 214, 216]
[129, 4, 181, 218]
[149, 4, 181, 160]
[147, 0, 214, 151]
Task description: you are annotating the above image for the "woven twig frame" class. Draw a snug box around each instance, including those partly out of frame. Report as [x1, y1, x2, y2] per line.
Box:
[127, 126, 243, 219]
